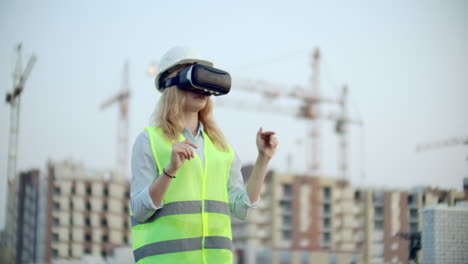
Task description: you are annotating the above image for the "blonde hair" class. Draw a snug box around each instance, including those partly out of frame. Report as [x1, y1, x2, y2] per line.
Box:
[151, 66, 229, 152]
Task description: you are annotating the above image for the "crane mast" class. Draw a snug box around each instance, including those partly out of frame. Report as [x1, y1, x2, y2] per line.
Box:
[308, 48, 321, 174]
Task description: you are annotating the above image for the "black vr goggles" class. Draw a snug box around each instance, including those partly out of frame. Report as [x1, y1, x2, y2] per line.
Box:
[160, 64, 231, 96]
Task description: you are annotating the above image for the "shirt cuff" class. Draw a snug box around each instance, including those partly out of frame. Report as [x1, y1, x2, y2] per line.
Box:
[143, 186, 163, 210]
[243, 193, 260, 208]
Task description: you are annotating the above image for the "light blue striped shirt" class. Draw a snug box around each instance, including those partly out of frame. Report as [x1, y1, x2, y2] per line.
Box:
[130, 124, 257, 222]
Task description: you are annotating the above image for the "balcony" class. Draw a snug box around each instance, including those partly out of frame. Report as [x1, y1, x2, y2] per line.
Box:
[354, 232, 364, 242]
[255, 215, 272, 225]
[256, 228, 270, 239]
[280, 194, 292, 202]
[409, 208, 419, 218]
[232, 229, 250, 239]
[372, 231, 384, 241]
[373, 214, 384, 221]
[282, 184, 292, 201]
[258, 200, 271, 209]
[280, 208, 292, 215]
[372, 192, 384, 206]
[374, 220, 384, 231]
[321, 240, 331, 248]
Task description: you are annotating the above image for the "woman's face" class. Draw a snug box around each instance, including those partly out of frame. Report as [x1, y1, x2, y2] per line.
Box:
[182, 89, 208, 113]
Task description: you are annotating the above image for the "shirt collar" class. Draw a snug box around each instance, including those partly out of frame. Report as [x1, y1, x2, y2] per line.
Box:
[182, 122, 204, 138]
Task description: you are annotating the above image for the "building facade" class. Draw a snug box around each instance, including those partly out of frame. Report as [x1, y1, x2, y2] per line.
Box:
[422, 203, 468, 264]
[15, 170, 41, 264]
[233, 169, 362, 264]
[2, 178, 18, 263]
[232, 168, 467, 264]
[43, 160, 131, 262]
[358, 189, 408, 264]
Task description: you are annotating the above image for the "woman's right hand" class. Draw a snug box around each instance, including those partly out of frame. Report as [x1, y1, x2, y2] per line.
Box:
[165, 139, 198, 175]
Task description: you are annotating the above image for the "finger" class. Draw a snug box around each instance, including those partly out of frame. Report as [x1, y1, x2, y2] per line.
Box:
[257, 127, 263, 137]
[189, 148, 194, 159]
[184, 139, 198, 149]
[174, 146, 185, 156]
[262, 135, 273, 144]
[265, 134, 276, 147]
[270, 136, 278, 147]
[261, 131, 275, 137]
[176, 142, 195, 160]
[183, 146, 193, 160]
[186, 145, 194, 159]
[175, 146, 188, 159]
[261, 132, 276, 146]
[182, 148, 191, 160]
[177, 152, 187, 161]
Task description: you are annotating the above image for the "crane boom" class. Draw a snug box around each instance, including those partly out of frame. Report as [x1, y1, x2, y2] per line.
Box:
[234, 78, 339, 104]
[18, 55, 37, 88]
[416, 137, 468, 152]
[100, 90, 130, 110]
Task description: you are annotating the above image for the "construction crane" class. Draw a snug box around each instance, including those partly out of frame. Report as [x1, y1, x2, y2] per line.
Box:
[416, 136, 468, 165]
[100, 61, 131, 179]
[5, 43, 37, 182]
[416, 137, 468, 152]
[217, 48, 362, 179]
[3, 43, 37, 262]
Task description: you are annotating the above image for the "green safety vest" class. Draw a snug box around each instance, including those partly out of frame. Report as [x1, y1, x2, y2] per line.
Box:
[131, 126, 235, 263]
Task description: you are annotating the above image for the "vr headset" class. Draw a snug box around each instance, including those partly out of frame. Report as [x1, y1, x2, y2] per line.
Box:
[160, 64, 231, 96]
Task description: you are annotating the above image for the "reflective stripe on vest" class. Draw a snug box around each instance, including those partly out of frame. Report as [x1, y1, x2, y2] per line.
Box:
[131, 200, 230, 228]
[131, 126, 234, 264]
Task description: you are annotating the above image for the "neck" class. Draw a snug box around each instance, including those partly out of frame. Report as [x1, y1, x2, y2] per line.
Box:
[181, 111, 199, 136]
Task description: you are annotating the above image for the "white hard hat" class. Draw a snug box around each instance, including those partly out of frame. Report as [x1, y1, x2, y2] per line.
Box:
[155, 46, 213, 92]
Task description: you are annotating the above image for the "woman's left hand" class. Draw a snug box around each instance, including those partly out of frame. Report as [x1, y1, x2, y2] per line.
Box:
[256, 127, 278, 160]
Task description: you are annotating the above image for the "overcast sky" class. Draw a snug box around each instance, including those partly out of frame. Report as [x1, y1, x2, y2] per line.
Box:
[1, 0, 467, 228]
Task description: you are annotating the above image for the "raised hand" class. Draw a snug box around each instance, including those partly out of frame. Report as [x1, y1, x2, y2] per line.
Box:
[166, 138, 198, 174]
[256, 127, 278, 160]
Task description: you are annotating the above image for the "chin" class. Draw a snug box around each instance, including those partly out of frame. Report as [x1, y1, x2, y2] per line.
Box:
[196, 104, 207, 112]
[187, 103, 207, 112]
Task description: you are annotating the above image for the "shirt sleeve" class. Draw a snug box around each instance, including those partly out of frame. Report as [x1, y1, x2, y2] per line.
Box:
[130, 130, 163, 222]
[227, 150, 259, 220]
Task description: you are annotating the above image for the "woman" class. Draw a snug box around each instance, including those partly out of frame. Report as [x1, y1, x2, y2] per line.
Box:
[130, 46, 278, 263]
